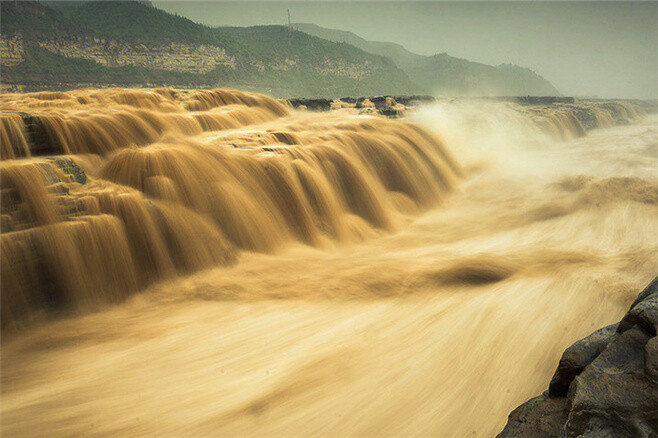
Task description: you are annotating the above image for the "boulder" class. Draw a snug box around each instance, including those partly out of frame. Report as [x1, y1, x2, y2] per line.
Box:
[548, 324, 619, 397]
[499, 393, 568, 437]
[287, 98, 332, 111]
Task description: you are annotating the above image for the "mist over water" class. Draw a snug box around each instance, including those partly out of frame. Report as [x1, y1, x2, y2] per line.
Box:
[1, 90, 657, 437]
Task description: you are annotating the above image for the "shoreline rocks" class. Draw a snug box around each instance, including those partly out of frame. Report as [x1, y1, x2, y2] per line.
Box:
[287, 96, 655, 126]
[498, 277, 658, 437]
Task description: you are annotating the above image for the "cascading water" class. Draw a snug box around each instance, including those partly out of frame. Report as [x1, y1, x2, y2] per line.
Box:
[0, 88, 462, 328]
[1, 88, 656, 437]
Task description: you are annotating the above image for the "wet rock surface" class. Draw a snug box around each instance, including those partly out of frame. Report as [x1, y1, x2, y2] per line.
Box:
[287, 96, 652, 131]
[498, 277, 658, 437]
[288, 95, 430, 117]
[47, 157, 87, 184]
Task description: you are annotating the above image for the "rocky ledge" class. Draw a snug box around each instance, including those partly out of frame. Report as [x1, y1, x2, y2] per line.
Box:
[498, 277, 658, 437]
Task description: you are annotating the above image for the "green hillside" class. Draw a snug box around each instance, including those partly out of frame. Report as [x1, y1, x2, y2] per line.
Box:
[1, 1, 416, 97]
[5, 44, 237, 88]
[66, 1, 236, 47]
[1, 1, 558, 97]
[294, 23, 559, 96]
[408, 53, 559, 96]
[1, 0, 81, 35]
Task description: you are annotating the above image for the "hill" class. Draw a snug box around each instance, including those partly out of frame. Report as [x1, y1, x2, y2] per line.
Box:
[0, 1, 558, 97]
[0, 1, 415, 97]
[293, 22, 559, 96]
[292, 23, 424, 69]
[408, 53, 559, 96]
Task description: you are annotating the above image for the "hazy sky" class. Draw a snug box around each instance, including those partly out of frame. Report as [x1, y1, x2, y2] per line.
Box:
[153, 1, 657, 98]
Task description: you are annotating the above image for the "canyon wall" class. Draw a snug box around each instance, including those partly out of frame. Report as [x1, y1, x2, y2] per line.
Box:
[1, 32, 378, 80]
[0, 34, 24, 66]
[35, 36, 236, 73]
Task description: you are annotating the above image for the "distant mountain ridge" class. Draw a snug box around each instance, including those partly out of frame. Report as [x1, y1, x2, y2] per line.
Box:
[293, 23, 559, 96]
[0, 1, 559, 97]
[292, 23, 424, 69]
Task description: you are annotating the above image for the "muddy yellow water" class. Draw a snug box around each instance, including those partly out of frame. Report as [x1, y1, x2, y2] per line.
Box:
[1, 89, 656, 437]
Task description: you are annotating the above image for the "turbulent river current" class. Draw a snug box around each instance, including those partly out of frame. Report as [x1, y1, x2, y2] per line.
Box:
[1, 89, 656, 437]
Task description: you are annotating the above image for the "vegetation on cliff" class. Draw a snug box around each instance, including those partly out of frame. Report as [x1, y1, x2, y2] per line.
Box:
[0, 0, 415, 96]
[1, 1, 558, 97]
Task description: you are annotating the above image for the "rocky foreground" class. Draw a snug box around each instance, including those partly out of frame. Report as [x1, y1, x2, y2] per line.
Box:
[498, 277, 658, 437]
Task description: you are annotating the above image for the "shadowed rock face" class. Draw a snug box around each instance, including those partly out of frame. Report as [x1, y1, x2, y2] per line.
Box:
[498, 277, 658, 437]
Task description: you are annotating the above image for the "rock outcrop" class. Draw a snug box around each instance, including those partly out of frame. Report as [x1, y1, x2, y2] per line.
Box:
[0, 34, 24, 66]
[498, 277, 658, 437]
[36, 36, 236, 74]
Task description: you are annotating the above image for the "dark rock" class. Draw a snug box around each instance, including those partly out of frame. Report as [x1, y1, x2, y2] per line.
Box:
[516, 96, 576, 105]
[549, 324, 619, 397]
[368, 96, 387, 106]
[498, 393, 568, 437]
[566, 326, 657, 437]
[628, 277, 658, 315]
[287, 98, 332, 111]
[379, 108, 404, 118]
[393, 95, 436, 106]
[18, 112, 60, 156]
[646, 337, 658, 381]
[498, 276, 658, 438]
[1, 111, 62, 156]
[618, 291, 658, 336]
[47, 157, 88, 184]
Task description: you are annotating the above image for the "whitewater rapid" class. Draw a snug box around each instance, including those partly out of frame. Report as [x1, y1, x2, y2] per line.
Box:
[1, 93, 657, 437]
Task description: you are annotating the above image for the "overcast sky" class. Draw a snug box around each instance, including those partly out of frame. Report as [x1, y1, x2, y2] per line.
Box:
[153, 1, 657, 98]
